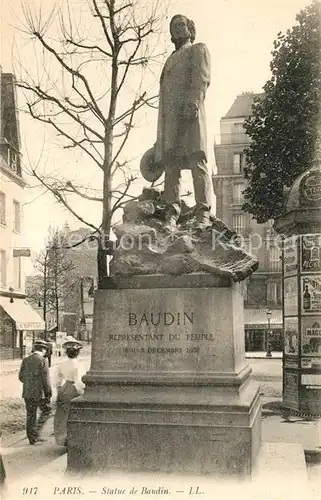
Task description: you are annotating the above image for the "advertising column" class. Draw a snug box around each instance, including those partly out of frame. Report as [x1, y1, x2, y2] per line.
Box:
[283, 236, 300, 409]
[299, 234, 321, 413]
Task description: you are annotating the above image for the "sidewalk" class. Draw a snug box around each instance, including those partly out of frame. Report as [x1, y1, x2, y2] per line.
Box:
[246, 351, 283, 359]
[0, 344, 92, 375]
[0, 349, 282, 375]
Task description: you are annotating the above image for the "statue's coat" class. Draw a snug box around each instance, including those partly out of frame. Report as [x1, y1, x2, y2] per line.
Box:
[155, 42, 211, 166]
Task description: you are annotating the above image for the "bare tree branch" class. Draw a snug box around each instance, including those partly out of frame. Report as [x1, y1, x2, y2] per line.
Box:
[114, 94, 158, 125]
[114, 3, 133, 16]
[30, 167, 100, 233]
[65, 38, 113, 58]
[19, 81, 105, 142]
[112, 175, 138, 212]
[25, 101, 104, 168]
[16, 0, 168, 279]
[23, 9, 105, 123]
[65, 181, 104, 202]
[92, 0, 114, 51]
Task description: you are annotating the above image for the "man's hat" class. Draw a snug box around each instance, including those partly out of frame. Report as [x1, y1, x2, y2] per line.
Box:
[33, 339, 50, 349]
[140, 147, 164, 183]
[62, 335, 83, 350]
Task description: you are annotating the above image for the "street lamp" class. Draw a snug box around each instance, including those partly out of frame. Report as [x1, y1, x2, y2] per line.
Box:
[79, 277, 87, 340]
[266, 309, 272, 358]
[9, 286, 14, 303]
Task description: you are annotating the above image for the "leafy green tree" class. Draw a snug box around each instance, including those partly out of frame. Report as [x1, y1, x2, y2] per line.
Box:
[242, 0, 321, 223]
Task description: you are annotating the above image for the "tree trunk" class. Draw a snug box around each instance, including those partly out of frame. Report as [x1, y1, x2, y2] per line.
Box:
[97, 51, 119, 283]
[43, 253, 47, 336]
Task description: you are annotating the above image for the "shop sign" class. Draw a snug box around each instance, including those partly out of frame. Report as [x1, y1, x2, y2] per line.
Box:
[301, 374, 321, 386]
[301, 315, 321, 356]
[13, 248, 31, 257]
[284, 236, 298, 276]
[283, 370, 299, 408]
[284, 357, 299, 368]
[301, 276, 321, 314]
[301, 358, 321, 369]
[284, 276, 298, 316]
[284, 317, 299, 355]
[300, 170, 321, 205]
[55, 332, 65, 350]
[16, 321, 45, 330]
[301, 234, 321, 273]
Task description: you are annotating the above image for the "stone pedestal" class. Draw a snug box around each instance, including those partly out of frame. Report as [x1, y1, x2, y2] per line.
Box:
[67, 274, 261, 476]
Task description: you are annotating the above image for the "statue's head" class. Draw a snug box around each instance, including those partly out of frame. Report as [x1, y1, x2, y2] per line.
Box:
[170, 15, 196, 45]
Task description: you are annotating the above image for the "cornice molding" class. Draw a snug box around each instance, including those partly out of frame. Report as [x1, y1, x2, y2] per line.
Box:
[0, 164, 26, 188]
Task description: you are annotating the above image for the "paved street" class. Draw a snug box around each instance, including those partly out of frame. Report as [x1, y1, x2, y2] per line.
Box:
[0, 350, 92, 400]
[0, 353, 281, 400]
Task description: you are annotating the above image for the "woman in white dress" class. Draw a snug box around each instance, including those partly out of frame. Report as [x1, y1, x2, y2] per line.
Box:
[52, 336, 85, 446]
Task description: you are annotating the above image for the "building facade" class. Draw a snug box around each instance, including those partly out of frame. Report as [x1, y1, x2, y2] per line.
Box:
[0, 69, 44, 359]
[213, 93, 283, 352]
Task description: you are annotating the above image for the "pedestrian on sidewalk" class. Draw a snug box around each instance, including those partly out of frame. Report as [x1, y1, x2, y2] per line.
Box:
[44, 335, 54, 368]
[52, 336, 85, 447]
[0, 453, 6, 490]
[18, 340, 52, 445]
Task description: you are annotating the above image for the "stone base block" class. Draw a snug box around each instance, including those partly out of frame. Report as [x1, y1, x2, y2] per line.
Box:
[67, 276, 261, 476]
[67, 379, 261, 476]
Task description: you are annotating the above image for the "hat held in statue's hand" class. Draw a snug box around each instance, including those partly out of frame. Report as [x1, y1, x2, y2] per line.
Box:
[140, 147, 164, 183]
[62, 335, 83, 349]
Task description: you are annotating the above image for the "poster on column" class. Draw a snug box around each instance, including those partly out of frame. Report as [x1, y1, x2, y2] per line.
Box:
[283, 236, 298, 276]
[301, 315, 321, 357]
[301, 276, 321, 314]
[284, 317, 299, 356]
[284, 276, 298, 316]
[301, 234, 321, 273]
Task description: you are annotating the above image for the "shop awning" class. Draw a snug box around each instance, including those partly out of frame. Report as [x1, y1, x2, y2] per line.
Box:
[0, 297, 45, 330]
[244, 308, 283, 329]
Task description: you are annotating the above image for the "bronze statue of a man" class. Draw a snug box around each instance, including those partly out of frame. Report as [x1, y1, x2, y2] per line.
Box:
[154, 14, 212, 229]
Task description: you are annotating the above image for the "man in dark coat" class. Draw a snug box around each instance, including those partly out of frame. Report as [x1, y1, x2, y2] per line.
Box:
[18, 340, 52, 444]
[44, 335, 53, 367]
[154, 14, 212, 229]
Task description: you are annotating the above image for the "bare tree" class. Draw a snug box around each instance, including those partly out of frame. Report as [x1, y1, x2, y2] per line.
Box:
[26, 227, 77, 331]
[15, 0, 167, 279]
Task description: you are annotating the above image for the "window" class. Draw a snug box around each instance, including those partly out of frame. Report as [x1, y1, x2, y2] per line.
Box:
[233, 183, 245, 204]
[0, 250, 6, 286]
[13, 200, 21, 232]
[267, 282, 277, 303]
[269, 246, 281, 271]
[0, 192, 5, 225]
[267, 282, 282, 304]
[233, 214, 247, 236]
[13, 256, 21, 290]
[233, 152, 244, 174]
[233, 123, 244, 134]
[8, 148, 18, 172]
[246, 278, 267, 306]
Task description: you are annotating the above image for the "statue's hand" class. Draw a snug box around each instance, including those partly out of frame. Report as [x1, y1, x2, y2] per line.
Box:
[183, 102, 198, 120]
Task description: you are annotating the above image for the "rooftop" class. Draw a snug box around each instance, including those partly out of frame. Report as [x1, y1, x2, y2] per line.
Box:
[0, 69, 21, 150]
[223, 92, 264, 119]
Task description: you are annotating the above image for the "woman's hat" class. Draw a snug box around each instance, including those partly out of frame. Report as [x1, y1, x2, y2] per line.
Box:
[62, 335, 83, 349]
[33, 339, 50, 349]
[140, 147, 164, 183]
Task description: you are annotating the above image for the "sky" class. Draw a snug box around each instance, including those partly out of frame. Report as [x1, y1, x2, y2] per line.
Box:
[0, 0, 312, 257]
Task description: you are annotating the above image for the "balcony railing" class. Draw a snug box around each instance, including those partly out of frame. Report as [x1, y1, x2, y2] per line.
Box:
[214, 132, 250, 145]
[232, 197, 244, 205]
[258, 261, 282, 273]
